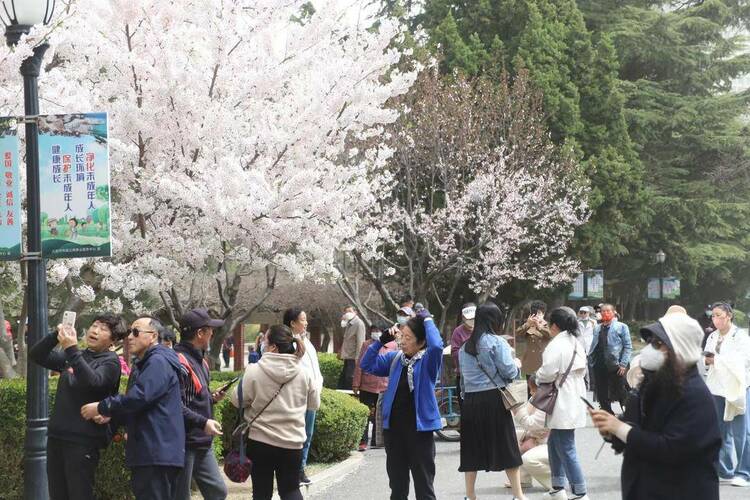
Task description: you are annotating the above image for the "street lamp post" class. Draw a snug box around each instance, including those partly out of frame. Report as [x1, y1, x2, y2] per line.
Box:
[1, 2, 56, 498]
[655, 249, 666, 300]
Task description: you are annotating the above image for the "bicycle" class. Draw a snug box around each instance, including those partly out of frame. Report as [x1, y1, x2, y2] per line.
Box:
[434, 384, 461, 441]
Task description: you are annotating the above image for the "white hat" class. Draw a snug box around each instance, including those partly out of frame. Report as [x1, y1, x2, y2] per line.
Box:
[462, 306, 476, 320]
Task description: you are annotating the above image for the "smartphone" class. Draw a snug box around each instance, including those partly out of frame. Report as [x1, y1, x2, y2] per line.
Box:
[581, 396, 596, 410]
[218, 376, 240, 393]
[62, 311, 77, 329]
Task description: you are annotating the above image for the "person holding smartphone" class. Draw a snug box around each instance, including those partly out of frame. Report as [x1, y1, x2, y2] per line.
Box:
[516, 301, 551, 397]
[29, 313, 127, 500]
[173, 308, 229, 500]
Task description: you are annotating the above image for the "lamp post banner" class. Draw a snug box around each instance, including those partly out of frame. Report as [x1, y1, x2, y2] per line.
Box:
[0, 118, 22, 260]
[37, 112, 111, 258]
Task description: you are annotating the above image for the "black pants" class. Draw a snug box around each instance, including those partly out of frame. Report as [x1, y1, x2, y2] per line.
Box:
[383, 428, 436, 500]
[222, 348, 231, 368]
[247, 439, 303, 500]
[47, 437, 100, 500]
[130, 465, 181, 500]
[338, 359, 355, 389]
[593, 364, 626, 414]
[359, 391, 379, 445]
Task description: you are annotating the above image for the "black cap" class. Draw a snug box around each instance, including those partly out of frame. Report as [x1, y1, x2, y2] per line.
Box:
[640, 321, 673, 351]
[180, 308, 225, 330]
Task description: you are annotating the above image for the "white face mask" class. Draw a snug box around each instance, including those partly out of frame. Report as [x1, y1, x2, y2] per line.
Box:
[640, 344, 666, 371]
[341, 312, 356, 327]
[397, 316, 409, 326]
[371, 331, 381, 341]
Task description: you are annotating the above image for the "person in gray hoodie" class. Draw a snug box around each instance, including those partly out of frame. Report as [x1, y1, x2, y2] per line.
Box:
[231, 325, 321, 500]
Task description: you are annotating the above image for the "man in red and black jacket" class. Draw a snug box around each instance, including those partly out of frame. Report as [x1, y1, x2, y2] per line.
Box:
[173, 308, 229, 500]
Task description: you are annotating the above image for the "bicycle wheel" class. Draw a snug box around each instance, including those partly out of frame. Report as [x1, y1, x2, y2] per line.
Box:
[435, 394, 461, 442]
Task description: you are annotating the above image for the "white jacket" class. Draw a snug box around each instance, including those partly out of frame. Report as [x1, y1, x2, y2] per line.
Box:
[298, 335, 324, 391]
[535, 331, 588, 430]
[703, 326, 750, 420]
[231, 352, 321, 449]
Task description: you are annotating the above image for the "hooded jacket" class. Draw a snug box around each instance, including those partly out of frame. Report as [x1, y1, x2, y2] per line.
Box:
[98, 344, 186, 468]
[173, 341, 214, 449]
[231, 352, 321, 450]
[614, 367, 721, 500]
[29, 332, 121, 447]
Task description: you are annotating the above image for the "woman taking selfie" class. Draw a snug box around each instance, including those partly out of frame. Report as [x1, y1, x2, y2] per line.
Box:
[535, 307, 589, 500]
[360, 308, 443, 500]
[459, 302, 526, 500]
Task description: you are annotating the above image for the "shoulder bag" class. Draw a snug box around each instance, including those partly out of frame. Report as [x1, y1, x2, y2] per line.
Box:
[530, 341, 576, 415]
[474, 355, 525, 411]
[224, 374, 295, 483]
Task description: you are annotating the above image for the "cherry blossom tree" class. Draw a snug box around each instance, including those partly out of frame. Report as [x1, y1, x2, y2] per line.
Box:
[0, 0, 417, 365]
[339, 68, 590, 331]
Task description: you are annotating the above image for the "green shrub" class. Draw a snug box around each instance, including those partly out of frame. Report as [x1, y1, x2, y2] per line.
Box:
[317, 353, 343, 389]
[219, 387, 367, 463]
[0, 378, 132, 500]
[210, 370, 242, 382]
[310, 388, 368, 462]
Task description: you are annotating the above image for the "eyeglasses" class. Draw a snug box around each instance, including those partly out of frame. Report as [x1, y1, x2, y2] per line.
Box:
[127, 327, 157, 337]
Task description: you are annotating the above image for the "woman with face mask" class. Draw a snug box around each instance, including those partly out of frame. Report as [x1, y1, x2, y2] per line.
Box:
[590, 310, 722, 500]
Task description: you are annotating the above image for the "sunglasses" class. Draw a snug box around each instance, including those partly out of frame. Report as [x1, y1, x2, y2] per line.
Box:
[127, 327, 157, 337]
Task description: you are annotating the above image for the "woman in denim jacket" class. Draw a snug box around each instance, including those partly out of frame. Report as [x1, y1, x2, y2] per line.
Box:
[459, 302, 527, 500]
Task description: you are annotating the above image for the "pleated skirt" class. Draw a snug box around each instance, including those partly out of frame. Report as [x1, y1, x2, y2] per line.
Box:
[459, 388, 523, 472]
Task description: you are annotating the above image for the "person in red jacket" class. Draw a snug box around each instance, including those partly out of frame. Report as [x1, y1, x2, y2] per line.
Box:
[353, 323, 397, 451]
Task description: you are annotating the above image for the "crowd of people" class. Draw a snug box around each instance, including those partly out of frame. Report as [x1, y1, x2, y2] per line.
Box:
[21, 294, 750, 500]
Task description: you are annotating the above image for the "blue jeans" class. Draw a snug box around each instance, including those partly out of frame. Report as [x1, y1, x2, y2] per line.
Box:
[301, 409, 316, 469]
[548, 429, 586, 496]
[714, 389, 750, 480]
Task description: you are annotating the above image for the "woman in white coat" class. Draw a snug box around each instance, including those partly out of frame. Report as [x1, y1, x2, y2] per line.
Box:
[535, 307, 589, 500]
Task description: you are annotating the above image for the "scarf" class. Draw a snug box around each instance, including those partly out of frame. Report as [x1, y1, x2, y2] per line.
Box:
[400, 349, 426, 391]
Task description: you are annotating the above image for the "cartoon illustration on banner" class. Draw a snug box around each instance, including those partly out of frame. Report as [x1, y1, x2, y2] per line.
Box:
[38, 113, 111, 258]
[0, 119, 21, 260]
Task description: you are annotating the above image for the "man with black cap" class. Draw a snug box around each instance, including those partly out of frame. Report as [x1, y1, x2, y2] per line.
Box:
[173, 308, 229, 500]
[589, 309, 721, 500]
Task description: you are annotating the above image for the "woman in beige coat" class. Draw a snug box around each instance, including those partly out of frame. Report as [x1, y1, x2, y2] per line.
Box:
[231, 325, 321, 500]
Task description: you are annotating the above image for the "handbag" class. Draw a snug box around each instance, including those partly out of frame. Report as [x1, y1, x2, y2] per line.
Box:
[474, 356, 525, 411]
[224, 375, 291, 483]
[530, 341, 577, 415]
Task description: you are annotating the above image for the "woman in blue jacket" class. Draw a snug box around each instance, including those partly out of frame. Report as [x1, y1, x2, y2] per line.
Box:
[361, 308, 442, 500]
[459, 302, 526, 500]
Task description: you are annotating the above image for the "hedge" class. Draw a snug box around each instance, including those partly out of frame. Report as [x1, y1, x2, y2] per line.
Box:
[0, 378, 131, 500]
[317, 353, 344, 389]
[209, 370, 242, 383]
[220, 387, 367, 463]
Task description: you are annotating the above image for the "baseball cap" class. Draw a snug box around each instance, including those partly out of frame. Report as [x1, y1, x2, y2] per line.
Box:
[462, 306, 476, 320]
[180, 308, 225, 330]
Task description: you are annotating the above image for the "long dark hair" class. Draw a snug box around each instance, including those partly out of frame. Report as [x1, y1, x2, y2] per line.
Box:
[266, 325, 305, 358]
[464, 302, 505, 356]
[549, 307, 580, 337]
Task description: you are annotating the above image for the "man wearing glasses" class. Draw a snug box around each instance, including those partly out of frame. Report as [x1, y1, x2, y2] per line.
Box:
[81, 317, 186, 500]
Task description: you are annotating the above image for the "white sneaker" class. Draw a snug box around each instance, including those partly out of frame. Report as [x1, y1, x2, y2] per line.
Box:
[720, 476, 735, 484]
[570, 495, 590, 500]
[731, 477, 750, 487]
[546, 489, 568, 500]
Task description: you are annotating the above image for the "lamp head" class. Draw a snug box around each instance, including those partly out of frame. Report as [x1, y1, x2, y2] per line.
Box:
[655, 249, 666, 264]
[2, 0, 56, 46]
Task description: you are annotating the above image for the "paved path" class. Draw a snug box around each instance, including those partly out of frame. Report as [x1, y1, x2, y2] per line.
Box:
[308, 425, 749, 500]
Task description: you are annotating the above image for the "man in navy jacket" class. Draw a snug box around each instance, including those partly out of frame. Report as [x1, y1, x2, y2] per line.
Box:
[82, 317, 185, 500]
